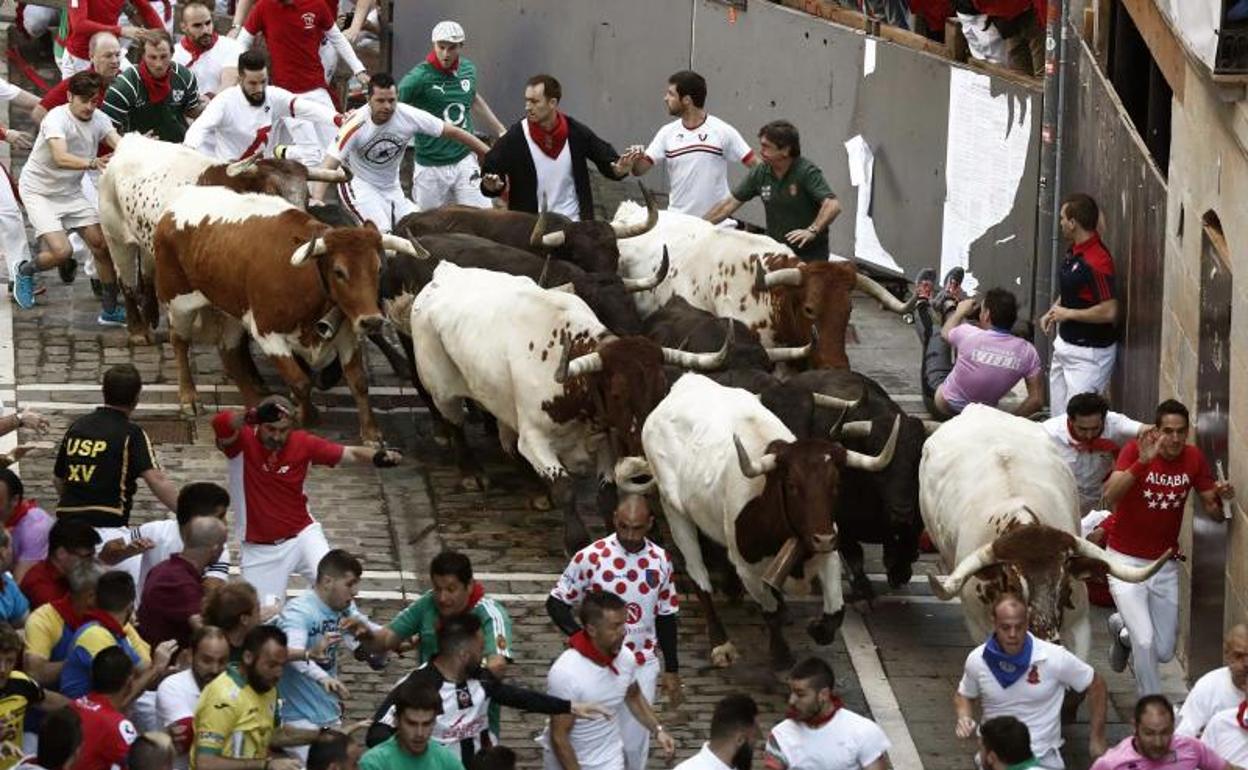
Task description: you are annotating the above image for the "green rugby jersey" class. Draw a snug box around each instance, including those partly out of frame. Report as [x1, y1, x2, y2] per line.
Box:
[398, 57, 479, 166]
[100, 62, 199, 143]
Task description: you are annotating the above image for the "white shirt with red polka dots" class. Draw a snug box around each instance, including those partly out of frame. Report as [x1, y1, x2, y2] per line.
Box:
[551, 534, 679, 666]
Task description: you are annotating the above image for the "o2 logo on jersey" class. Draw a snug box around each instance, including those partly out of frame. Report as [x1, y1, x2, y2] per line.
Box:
[301, 11, 316, 28]
[443, 102, 467, 126]
[626, 602, 642, 625]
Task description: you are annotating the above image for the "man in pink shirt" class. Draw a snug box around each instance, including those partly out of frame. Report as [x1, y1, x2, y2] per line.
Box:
[1092, 695, 1242, 770]
[920, 288, 1044, 418]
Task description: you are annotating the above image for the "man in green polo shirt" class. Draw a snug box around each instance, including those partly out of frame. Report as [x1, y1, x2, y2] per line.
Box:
[978, 715, 1042, 770]
[101, 30, 201, 142]
[361, 682, 464, 770]
[398, 20, 506, 210]
[705, 119, 841, 262]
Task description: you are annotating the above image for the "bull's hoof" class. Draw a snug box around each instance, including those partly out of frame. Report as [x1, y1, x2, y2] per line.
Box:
[808, 610, 845, 646]
[128, 330, 154, 346]
[710, 642, 739, 668]
[531, 493, 554, 511]
[179, 399, 201, 417]
[458, 474, 488, 493]
[886, 562, 913, 589]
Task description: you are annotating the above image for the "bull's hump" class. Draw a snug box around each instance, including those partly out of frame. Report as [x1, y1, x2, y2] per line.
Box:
[168, 188, 297, 229]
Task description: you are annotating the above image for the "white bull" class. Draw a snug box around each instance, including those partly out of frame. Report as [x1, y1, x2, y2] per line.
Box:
[920, 404, 1170, 661]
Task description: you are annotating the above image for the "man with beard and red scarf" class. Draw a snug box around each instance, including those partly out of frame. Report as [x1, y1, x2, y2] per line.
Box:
[953, 594, 1107, 769]
[765, 657, 889, 770]
[172, 0, 243, 100]
[480, 74, 643, 222]
[540, 592, 675, 770]
[1043, 392, 1147, 516]
[212, 396, 401, 608]
[676, 695, 760, 770]
[100, 30, 201, 142]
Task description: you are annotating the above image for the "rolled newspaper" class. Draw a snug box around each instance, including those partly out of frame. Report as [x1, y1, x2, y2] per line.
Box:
[1217, 460, 1233, 521]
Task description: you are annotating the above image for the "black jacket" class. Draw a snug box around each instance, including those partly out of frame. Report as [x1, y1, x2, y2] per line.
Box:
[480, 114, 627, 221]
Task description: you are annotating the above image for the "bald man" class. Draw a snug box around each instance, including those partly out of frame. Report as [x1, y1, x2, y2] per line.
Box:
[547, 495, 682, 770]
[1177, 624, 1248, 737]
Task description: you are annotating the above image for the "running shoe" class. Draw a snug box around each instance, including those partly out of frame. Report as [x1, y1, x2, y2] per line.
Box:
[1107, 613, 1129, 672]
[12, 272, 35, 309]
[97, 306, 127, 327]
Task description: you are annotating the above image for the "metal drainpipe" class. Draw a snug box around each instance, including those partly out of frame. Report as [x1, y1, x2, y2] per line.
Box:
[1050, 0, 1070, 289]
[1035, 0, 1068, 347]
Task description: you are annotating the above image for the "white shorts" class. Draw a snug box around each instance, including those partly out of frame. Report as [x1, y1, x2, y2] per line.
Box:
[412, 154, 491, 210]
[240, 521, 331, 604]
[620, 656, 660, 770]
[0, 167, 31, 279]
[338, 179, 415, 232]
[18, 186, 98, 238]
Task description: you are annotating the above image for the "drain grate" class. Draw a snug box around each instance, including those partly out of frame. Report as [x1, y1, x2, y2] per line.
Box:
[134, 417, 196, 445]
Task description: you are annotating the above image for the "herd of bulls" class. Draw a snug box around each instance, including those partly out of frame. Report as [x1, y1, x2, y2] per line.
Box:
[92, 137, 1168, 669]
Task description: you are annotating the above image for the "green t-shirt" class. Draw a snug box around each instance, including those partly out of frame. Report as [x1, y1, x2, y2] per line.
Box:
[398, 58, 478, 167]
[386, 589, 514, 663]
[733, 155, 836, 261]
[100, 63, 199, 143]
[360, 736, 464, 770]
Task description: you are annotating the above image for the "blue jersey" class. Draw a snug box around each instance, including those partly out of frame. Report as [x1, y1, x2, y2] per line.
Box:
[0, 573, 29, 626]
[275, 592, 371, 725]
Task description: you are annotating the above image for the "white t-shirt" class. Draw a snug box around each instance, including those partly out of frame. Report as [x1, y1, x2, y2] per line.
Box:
[958, 635, 1095, 758]
[1042, 411, 1143, 513]
[676, 744, 732, 770]
[328, 103, 443, 189]
[524, 120, 578, 221]
[644, 114, 753, 218]
[172, 35, 243, 99]
[765, 708, 890, 770]
[155, 668, 201, 770]
[184, 84, 336, 161]
[1178, 667, 1246, 737]
[127, 519, 232, 593]
[551, 535, 678, 667]
[1199, 705, 1248, 765]
[539, 646, 638, 768]
[20, 105, 113, 197]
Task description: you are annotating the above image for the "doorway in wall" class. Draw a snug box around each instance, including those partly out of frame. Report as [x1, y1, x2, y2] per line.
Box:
[1106, 0, 1173, 175]
[1191, 211, 1232, 677]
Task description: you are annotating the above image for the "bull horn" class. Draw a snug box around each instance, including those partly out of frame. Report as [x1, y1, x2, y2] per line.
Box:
[928, 541, 998, 600]
[224, 155, 260, 177]
[620, 248, 669, 293]
[842, 415, 900, 472]
[855, 272, 918, 314]
[766, 323, 817, 362]
[615, 456, 657, 495]
[733, 434, 778, 478]
[754, 262, 804, 291]
[832, 420, 874, 440]
[922, 420, 944, 436]
[530, 194, 567, 250]
[380, 234, 430, 259]
[610, 182, 659, 239]
[382, 293, 415, 335]
[290, 236, 329, 266]
[661, 320, 732, 370]
[554, 343, 604, 383]
[811, 389, 864, 410]
[314, 306, 344, 340]
[305, 165, 352, 183]
[1071, 538, 1174, 583]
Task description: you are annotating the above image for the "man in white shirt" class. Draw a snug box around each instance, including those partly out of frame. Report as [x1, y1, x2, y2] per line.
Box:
[542, 592, 675, 770]
[0, 76, 40, 286]
[310, 71, 487, 232]
[14, 71, 123, 325]
[1200, 704, 1248, 766]
[1178, 625, 1248, 737]
[954, 594, 1108, 768]
[172, 0, 242, 100]
[630, 70, 757, 218]
[155, 626, 230, 770]
[1043, 392, 1147, 515]
[764, 657, 889, 770]
[676, 695, 759, 770]
[184, 49, 340, 161]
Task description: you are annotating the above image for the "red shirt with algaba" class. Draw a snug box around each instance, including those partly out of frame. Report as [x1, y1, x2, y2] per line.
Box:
[1106, 439, 1215, 560]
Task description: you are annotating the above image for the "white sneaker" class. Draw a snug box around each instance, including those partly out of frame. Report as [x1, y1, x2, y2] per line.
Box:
[1107, 613, 1129, 672]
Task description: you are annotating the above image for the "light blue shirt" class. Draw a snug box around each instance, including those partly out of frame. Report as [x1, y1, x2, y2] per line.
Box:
[275, 592, 370, 725]
[0, 572, 29, 626]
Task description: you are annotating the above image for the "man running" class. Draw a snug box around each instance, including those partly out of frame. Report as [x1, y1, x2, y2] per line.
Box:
[172, 0, 243, 100]
[311, 72, 488, 231]
[101, 30, 201, 142]
[399, 20, 505, 210]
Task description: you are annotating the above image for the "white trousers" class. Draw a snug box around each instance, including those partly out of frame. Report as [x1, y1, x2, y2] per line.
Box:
[412, 154, 491, 210]
[338, 179, 415, 232]
[957, 13, 1009, 64]
[275, 88, 337, 167]
[620, 656, 659, 770]
[1108, 551, 1179, 697]
[240, 522, 330, 606]
[0, 166, 30, 281]
[1049, 336, 1117, 417]
[57, 49, 91, 81]
[21, 5, 58, 38]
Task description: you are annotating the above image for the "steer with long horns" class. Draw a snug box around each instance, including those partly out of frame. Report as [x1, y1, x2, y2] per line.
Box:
[640, 373, 899, 670]
[920, 404, 1170, 661]
[388, 262, 729, 554]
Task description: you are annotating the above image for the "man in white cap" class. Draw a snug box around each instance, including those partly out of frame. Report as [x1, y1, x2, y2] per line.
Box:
[398, 20, 506, 210]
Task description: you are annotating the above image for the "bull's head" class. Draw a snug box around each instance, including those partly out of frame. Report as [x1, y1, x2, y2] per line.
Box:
[289, 224, 426, 336]
[929, 523, 1172, 644]
[755, 259, 918, 368]
[530, 183, 659, 273]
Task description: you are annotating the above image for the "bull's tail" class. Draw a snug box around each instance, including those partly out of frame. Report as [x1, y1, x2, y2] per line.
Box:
[383, 292, 415, 335]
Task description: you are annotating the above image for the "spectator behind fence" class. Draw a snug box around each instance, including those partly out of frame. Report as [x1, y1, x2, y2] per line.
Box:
[155, 626, 230, 770]
[23, 560, 102, 689]
[0, 466, 55, 582]
[0, 528, 31, 626]
[137, 516, 228, 649]
[69, 646, 142, 770]
[19, 518, 100, 610]
[14, 706, 83, 770]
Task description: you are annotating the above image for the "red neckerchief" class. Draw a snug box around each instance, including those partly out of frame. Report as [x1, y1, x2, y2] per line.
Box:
[425, 49, 459, 75]
[527, 111, 569, 159]
[785, 698, 844, 728]
[83, 610, 127, 639]
[568, 630, 618, 674]
[1238, 701, 1248, 730]
[464, 581, 485, 611]
[50, 596, 85, 629]
[5, 498, 39, 530]
[1068, 419, 1120, 454]
[139, 59, 172, 104]
[180, 33, 218, 67]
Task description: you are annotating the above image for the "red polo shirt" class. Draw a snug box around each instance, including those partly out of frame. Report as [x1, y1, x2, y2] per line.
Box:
[137, 555, 204, 649]
[69, 692, 137, 770]
[63, 0, 164, 60]
[242, 0, 335, 94]
[20, 560, 68, 609]
[1106, 440, 1216, 560]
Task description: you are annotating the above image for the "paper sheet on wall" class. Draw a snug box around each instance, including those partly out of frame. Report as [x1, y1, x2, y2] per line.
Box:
[939, 68, 1031, 293]
[864, 39, 877, 77]
[844, 135, 902, 274]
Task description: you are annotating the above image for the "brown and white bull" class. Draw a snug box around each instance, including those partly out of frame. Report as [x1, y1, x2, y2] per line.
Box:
[386, 262, 728, 553]
[641, 373, 899, 669]
[613, 202, 915, 367]
[154, 187, 421, 443]
[97, 134, 349, 343]
[920, 404, 1171, 661]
